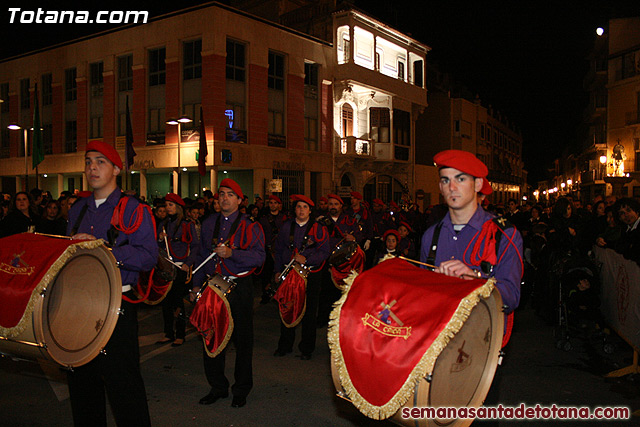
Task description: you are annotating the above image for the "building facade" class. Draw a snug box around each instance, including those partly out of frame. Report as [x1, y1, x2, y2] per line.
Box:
[0, 2, 428, 207]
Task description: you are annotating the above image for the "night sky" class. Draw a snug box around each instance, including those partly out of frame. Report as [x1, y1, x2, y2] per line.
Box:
[2, 1, 639, 183]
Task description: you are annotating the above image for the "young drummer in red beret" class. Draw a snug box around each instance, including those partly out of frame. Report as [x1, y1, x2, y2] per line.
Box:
[258, 194, 288, 303]
[66, 140, 157, 426]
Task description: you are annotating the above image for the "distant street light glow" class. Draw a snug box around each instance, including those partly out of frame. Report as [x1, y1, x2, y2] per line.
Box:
[596, 27, 604, 36]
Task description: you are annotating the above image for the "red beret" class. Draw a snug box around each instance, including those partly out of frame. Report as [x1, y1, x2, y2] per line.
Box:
[434, 150, 488, 178]
[213, 192, 219, 200]
[77, 191, 92, 198]
[165, 193, 185, 207]
[372, 199, 385, 207]
[268, 195, 282, 204]
[319, 196, 328, 203]
[350, 191, 363, 200]
[86, 140, 123, 169]
[327, 194, 344, 205]
[219, 178, 244, 200]
[389, 201, 399, 211]
[398, 221, 413, 232]
[292, 194, 314, 207]
[383, 229, 400, 241]
[479, 178, 493, 195]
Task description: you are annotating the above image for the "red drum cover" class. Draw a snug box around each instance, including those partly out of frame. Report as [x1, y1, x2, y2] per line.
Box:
[328, 257, 495, 419]
[274, 267, 307, 328]
[331, 246, 365, 290]
[189, 284, 233, 358]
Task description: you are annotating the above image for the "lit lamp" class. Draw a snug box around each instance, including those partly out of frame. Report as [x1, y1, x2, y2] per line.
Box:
[567, 179, 572, 188]
[8, 123, 29, 191]
[166, 115, 192, 196]
[561, 182, 566, 189]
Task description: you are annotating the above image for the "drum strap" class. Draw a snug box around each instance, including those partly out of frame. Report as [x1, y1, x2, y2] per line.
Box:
[426, 221, 444, 266]
[70, 192, 125, 248]
[288, 218, 316, 250]
[212, 212, 243, 249]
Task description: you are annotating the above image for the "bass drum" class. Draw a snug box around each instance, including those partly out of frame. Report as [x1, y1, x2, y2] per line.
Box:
[331, 290, 504, 427]
[0, 244, 122, 367]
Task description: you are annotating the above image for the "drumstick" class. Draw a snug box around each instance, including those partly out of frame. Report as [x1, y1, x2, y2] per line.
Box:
[163, 256, 183, 269]
[192, 251, 217, 275]
[398, 256, 481, 279]
[34, 232, 73, 240]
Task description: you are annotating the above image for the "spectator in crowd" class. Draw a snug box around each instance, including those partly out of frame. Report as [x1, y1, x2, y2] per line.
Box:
[0, 192, 40, 237]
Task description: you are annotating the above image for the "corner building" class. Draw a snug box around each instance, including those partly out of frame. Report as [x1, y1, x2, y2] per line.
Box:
[0, 1, 428, 205]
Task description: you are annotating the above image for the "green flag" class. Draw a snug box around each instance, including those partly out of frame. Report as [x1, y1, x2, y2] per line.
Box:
[32, 83, 44, 169]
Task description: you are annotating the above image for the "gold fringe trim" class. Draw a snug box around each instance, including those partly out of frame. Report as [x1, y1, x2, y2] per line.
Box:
[203, 283, 234, 359]
[281, 271, 307, 328]
[328, 276, 496, 420]
[0, 239, 106, 338]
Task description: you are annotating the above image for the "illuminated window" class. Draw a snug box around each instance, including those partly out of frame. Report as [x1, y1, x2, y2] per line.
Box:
[342, 104, 353, 138]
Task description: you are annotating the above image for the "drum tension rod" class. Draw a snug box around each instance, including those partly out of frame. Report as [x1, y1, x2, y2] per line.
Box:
[425, 374, 433, 383]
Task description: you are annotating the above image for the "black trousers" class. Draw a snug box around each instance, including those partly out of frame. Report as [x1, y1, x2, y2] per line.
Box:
[277, 270, 321, 355]
[67, 299, 150, 427]
[161, 268, 188, 340]
[316, 264, 342, 327]
[202, 275, 253, 398]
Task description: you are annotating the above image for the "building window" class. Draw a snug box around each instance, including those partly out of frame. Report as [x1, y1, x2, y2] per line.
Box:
[183, 39, 202, 80]
[65, 68, 77, 101]
[43, 123, 53, 155]
[118, 55, 133, 92]
[304, 117, 318, 151]
[41, 73, 53, 106]
[226, 39, 245, 82]
[65, 120, 77, 153]
[370, 107, 389, 143]
[480, 124, 486, 140]
[225, 104, 246, 143]
[304, 62, 318, 92]
[1, 83, 9, 113]
[268, 51, 285, 91]
[20, 78, 30, 109]
[149, 47, 166, 86]
[148, 108, 165, 133]
[90, 62, 104, 97]
[412, 60, 423, 87]
[342, 104, 353, 138]
[90, 116, 103, 139]
[304, 62, 319, 151]
[398, 60, 405, 80]
[394, 109, 410, 161]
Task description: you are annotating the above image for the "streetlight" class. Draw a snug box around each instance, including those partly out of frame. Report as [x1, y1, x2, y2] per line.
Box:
[166, 115, 192, 196]
[8, 123, 29, 191]
[567, 179, 572, 186]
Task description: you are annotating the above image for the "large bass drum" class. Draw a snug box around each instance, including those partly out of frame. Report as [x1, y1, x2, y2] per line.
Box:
[0, 234, 122, 367]
[329, 258, 503, 427]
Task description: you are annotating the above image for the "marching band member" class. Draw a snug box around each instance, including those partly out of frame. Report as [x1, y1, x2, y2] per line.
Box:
[156, 193, 200, 347]
[317, 194, 363, 328]
[191, 178, 265, 408]
[316, 196, 329, 218]
[273, 195, 330, 360]
[67, 141, 157, 427]
[258, 195, 287, 303]
[420, 149, 523, 317]
[344, 191, 373, 250]
[397, 221, 417, 260]
[372, 228, 401, 265]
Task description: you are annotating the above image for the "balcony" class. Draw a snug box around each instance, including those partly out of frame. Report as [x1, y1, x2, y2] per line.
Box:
[626, 111, 640, 126]
[580, 168, 606, 184]
[336, 136, 374, 157]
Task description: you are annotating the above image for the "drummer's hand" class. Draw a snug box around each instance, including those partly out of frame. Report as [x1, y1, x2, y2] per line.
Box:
[345, 234, 356, 242]
[158, 232, 167, 239]
[596, 237, 607, 247]
[189, 287, 199, 302]
[294, 254, 306, 264]
[180, 264, 190, 272]
[71, 233, 96, 240]
[214, 244, 233, 259]
[437, 259, 475, 280]
[363, 240, 371, 251]
[274, 272, 281, 282]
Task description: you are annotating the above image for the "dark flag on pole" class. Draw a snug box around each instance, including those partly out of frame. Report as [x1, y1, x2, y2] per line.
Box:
[125, 95, 136, 171]
[32, 83, 44, 169]
[198, 106, 208, 176]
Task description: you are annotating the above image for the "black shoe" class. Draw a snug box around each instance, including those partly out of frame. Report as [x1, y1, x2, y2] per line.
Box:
[156, 337, 174, 344]
[199, 391, 229, 405]
[273, 349, 291, 357]
[300, 353, 312, 360]
[171, 338, 184, 347]
[231, 396, 247, 408]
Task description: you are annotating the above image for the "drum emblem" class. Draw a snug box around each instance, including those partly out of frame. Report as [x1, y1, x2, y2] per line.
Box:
[450, 340, 472, 373]
[95, 319, 104, 332]
[0, 251, 35, 276]
[361, 300, 412, 339]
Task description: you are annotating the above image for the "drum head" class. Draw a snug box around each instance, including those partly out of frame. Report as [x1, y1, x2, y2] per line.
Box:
[39, 246, 121, 367]
[330, 240, 358, 267]
[426, 291, 502, 426]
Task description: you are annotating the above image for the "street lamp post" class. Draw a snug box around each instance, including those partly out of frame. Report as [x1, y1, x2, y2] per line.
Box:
[8, 123, 28, 191]
[166, 115, 192, 196]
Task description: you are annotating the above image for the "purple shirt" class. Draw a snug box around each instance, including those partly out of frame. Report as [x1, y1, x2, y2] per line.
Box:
[193, 210, 265, 285]
[165, 219, 200, 267]
[67, 189, 158, 286]
[420, 207, 523, 314]
[274, 219, 330, 271]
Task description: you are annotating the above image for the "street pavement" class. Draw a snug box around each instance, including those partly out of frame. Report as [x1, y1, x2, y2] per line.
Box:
[1, 280, 639, 426]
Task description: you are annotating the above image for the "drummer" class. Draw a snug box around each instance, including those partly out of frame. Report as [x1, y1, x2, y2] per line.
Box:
[67, 141, 157, 427]
[273, 195, 330, 360]
[258, 195, 288, 303]
[317, 194, 363, 328]
[420, 149, 523, 317]
[344, 191, 373, 251]
[191, 178, 265, 408]
[156, 193, 200, 346]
